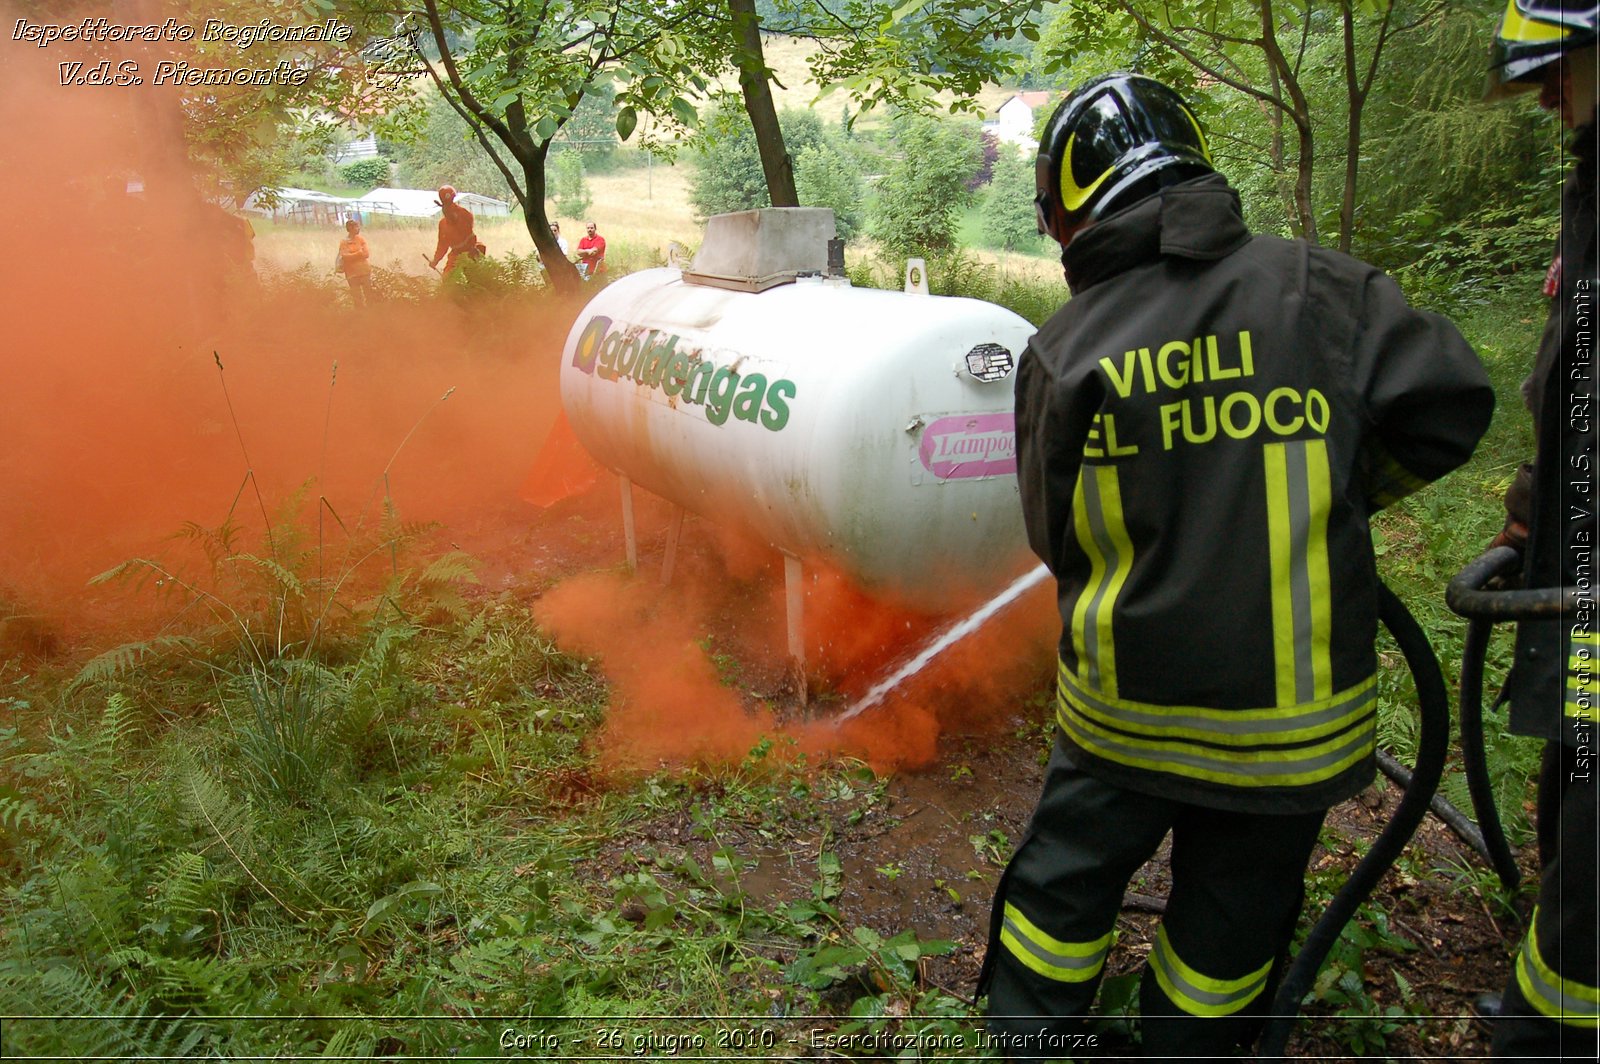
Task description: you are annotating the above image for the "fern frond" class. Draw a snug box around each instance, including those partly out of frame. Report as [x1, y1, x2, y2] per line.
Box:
[321, 1023, 376, 1057]
[420, 551, 480, 588]
[177, 767, 256, 865]
[0, 794, 43, 836]
[69, 637, 198, 691]
[227, 554, 306, 598]
[0, 966, 210, 1058]
[151, 851, 213, 929]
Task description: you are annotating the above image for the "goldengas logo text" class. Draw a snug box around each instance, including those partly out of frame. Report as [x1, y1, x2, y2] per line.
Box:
[571, 316, 796, 432]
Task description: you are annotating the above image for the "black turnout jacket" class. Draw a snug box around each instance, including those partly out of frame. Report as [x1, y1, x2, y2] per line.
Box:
[1506, 115, 1599, 748]
[1017, 173, 1494, 813]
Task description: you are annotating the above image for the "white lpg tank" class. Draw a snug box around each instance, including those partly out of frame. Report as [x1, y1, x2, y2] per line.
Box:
[559, 209, 1037, 609]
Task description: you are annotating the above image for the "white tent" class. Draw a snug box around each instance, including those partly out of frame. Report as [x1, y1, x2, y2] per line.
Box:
[240, 186, 512, 225]
[241, 187, 351, 225]
[355, 187, 511, 218]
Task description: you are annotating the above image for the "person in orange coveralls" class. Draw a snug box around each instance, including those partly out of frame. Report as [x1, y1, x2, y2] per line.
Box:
[427, 185, 482, 276]
[335, 217, 374, 306]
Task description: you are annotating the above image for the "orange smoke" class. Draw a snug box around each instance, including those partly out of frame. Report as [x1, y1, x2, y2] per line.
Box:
[532, 527, 1058, 775]
[0, 23, 569, 651]
[0, 6, 1059, 775]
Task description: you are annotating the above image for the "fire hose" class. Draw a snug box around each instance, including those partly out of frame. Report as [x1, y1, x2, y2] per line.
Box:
[1443, 544, 1594, 890]
[1260, 551, 1592, 1058]
[1257, 582, 1449, 1061]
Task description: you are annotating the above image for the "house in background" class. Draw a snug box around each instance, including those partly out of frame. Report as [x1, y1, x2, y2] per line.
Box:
[333, 133, 381, 164]
[983, 90, 1052, 150]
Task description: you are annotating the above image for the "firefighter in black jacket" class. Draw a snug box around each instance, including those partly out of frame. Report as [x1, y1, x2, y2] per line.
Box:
[1481, 2, 1599, 1056]
[978, 74, 1495, 1060]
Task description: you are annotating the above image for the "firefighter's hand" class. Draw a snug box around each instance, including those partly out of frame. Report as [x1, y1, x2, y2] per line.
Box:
[1490, 518, 1528, 554]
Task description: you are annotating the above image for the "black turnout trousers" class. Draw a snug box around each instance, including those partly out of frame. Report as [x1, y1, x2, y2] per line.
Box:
[981, 734, 1325, 1061]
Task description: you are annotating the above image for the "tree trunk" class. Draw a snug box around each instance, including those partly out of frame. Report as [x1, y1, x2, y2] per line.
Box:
[1260, 0, 1317, 243]
[519, 142, 583, 294]
[1265, 62, 1301, 239]
[1339, 4, 1362, 255]
[728, 0, 797, 207]
[1338, 0, 1396, 256]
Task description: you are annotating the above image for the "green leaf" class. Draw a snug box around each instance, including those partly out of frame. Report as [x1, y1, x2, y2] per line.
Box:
[360, 881, 443, 935]
[818, 851, 842, 900]
[890, 0, 930, 23]
[616, 106, 637, 141]
[669, 97, 698, 128]
[535, 115, 558, 142]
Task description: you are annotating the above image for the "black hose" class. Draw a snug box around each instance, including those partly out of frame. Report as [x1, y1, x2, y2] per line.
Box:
[1374, 749, 1495, 867]
[1256, 583, 1450, 1062]
[1445, 545, 1587, 620]
[1456, 614, 1522, 892]
[1444, 545, 1568, 896]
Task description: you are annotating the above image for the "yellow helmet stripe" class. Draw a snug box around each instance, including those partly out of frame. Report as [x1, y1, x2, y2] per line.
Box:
[1183, 106, 1213, 165]
[1501, 0, 1569, 43]
[1059, 132, 1115, 212]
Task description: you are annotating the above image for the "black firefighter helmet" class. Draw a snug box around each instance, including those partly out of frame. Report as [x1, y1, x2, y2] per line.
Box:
[1487, 0, 1598, 97]
[1034, 73, 1213, 247]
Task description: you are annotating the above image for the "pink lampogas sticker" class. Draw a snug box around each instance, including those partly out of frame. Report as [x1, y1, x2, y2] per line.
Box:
[918, 412, 1017, 480]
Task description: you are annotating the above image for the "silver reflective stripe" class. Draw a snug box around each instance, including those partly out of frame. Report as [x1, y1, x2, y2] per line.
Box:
[1151, 932, 1270, 1016]
[1002, 917, 1108, 975]
[1265, 440, 1334, 707]
[1060, 668, 1375, 740]
[1284, 443, 1318, 704]
[1517, 920, 1600, 1024]
[1078, 467, 1123, 692]
[1060, 704, 1374, 781]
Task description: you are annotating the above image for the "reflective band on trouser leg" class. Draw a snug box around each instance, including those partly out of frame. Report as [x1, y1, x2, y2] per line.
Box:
[1515, 906, 1600, 1028]
[1056, 663, 1377, 789]
[1148, 925, 1272, 1017]
[1567, 629, 1598, 724]
[1264, 439, 1334, 708]
[1069, 464, 1133, 700]
[999, 901, 1114, 983]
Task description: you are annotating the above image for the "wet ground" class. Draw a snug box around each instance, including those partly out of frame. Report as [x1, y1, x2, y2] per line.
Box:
[458, 485, 1524, 1061]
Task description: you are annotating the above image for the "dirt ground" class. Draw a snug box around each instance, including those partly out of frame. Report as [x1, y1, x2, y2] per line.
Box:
[449, 476, 1529, 1063]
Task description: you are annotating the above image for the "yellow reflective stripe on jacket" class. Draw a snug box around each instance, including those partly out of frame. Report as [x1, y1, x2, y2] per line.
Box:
[1567, 630, 1598, 723]
[1515, 906, 1600, 1028]
[1365, 445, 1430, 510]
[1057, 667, 1376, 788]
[1058, 663, 1376, 748]
[1070, 464, 1134, 700]
[999, 901, 1114, 984]
[1149, 925, 1272, 1017]
[1265, 440, 1334, 707]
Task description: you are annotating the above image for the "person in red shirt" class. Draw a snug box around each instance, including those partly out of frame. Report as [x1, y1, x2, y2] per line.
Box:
[576, 220, 606, 278]
[428, 186, 481, 276]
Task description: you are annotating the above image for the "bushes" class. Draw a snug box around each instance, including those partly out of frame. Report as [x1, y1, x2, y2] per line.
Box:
[339, 158, 391, 189]
[868, 116, 981, 258]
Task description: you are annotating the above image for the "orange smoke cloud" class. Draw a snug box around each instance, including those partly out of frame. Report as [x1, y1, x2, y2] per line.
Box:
[532, 532, 1058, 775]
[1, 5, 1059, 775]
[0, 23, 568, 650]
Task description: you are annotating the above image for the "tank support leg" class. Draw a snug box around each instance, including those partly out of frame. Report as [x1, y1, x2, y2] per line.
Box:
[784, 554, 807, 706]
[619, 475, 637, 572]
[661, 505, 685, 585]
